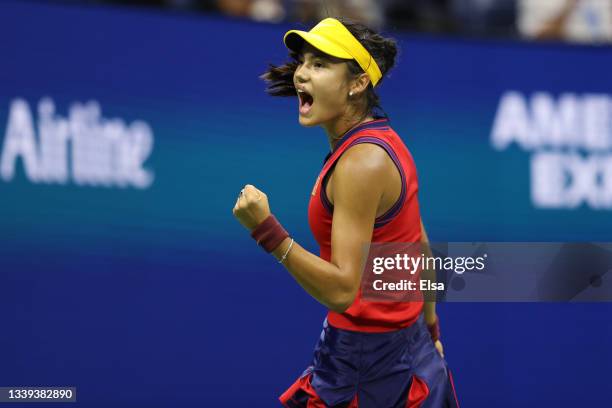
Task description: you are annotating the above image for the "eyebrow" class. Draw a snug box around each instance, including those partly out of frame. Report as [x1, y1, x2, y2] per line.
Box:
[300, 50, 338, 63]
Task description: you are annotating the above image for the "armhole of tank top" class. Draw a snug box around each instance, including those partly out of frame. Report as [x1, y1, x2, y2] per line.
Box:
[320, 162, 336, 215]
[320, 137, 407, 228]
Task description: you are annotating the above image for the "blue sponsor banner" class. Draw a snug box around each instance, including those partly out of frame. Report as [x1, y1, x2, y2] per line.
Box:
[1, 1, 611, 407]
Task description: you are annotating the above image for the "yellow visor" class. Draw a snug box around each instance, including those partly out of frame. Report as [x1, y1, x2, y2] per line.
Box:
[283, 18, 383, 87]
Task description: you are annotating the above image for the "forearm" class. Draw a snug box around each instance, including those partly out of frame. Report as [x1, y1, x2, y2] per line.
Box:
[271, 238, 356, 313]
[421, 253, 438, 324]
[420, 223, 437, 324]
[423, 300, 437, 325]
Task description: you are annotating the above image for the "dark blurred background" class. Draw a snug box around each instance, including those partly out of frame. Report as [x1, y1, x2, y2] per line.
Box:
[36, 0, 612, 43]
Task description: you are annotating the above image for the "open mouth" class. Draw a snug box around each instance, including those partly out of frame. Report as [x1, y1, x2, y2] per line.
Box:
[297, 89, 314, 115]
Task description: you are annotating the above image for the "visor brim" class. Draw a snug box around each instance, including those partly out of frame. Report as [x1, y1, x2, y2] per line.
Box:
[283, 30, 353, 60]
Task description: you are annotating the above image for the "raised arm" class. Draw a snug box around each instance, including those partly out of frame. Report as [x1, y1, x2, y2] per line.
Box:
[233, 143, 389, 313]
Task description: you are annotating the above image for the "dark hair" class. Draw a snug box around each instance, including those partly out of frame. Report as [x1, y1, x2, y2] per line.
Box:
[261, 18, 398, 118]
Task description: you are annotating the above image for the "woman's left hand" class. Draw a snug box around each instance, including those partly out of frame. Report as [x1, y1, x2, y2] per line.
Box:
[232, 184, 271, 231]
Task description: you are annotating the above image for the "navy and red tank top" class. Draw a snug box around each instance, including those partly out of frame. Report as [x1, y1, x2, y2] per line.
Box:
[308, 118, 423, 333]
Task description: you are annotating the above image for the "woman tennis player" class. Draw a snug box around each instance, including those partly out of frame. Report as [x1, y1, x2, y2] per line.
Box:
[232, 18, 459, 407]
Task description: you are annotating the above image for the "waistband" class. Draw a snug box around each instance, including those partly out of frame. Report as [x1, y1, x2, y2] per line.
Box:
[322, 314, 425, 344]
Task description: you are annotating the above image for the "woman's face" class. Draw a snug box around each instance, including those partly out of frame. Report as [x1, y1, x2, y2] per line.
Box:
[293, 44, 352, 127]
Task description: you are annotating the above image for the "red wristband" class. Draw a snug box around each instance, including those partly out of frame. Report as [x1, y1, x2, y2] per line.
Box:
[250, 215, 289, 253]
[427, 317, 441, 342]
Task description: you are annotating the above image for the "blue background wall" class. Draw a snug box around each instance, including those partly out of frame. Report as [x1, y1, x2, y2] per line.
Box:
[1, 1, 611, 406]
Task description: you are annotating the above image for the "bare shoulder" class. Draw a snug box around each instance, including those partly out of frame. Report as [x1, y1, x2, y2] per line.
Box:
[334, 143, 393, 184]
[334, 143, 391, 181]
[331, 143, 394, 206]
[327, 141, 402, 219]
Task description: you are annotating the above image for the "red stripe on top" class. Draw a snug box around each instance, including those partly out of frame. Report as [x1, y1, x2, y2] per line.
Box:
[307, 119, 423, 332]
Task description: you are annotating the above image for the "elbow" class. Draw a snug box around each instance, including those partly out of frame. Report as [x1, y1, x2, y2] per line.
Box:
[325, 267, 360, 314]
[329, 301, 351, 314]
[327, 288, 358, 314]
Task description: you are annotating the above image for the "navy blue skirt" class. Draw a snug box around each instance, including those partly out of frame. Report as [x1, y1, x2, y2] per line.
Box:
[280, 316, 459, 408]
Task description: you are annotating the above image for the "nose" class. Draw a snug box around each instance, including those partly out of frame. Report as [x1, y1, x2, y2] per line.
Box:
[294, 63, 308, 84]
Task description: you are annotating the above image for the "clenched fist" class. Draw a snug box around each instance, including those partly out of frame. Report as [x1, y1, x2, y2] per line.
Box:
[232, 184, 271, 231]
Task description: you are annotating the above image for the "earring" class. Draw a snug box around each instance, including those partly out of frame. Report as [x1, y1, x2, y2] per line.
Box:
[349, 91, 354, 97]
